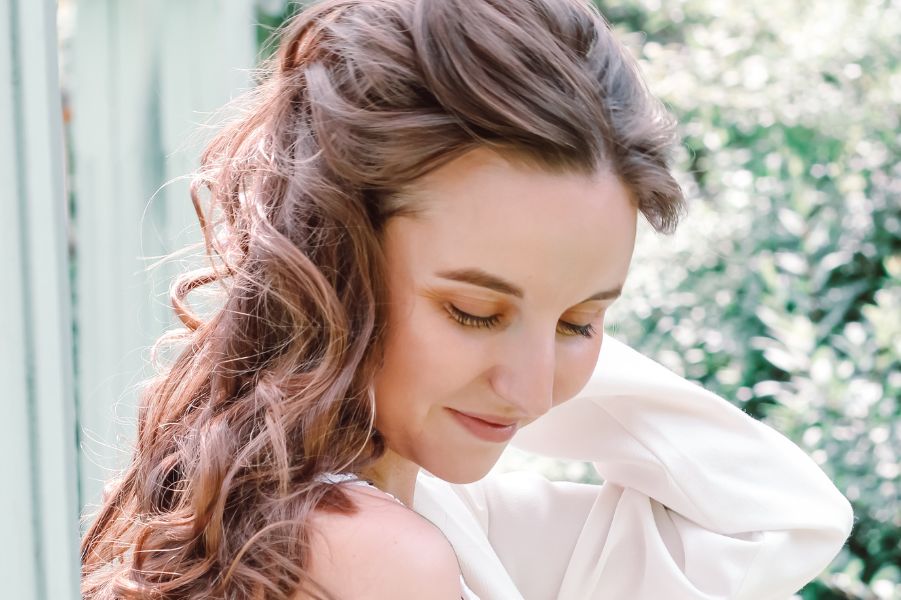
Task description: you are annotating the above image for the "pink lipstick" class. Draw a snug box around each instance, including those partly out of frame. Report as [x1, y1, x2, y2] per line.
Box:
[447, 408, 518, 443]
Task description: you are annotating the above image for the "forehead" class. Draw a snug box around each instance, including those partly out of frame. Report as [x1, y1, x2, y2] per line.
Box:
[385, 147, 638, 305]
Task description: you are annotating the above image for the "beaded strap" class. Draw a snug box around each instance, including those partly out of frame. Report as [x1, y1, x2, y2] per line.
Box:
[315, 472, 407, 507]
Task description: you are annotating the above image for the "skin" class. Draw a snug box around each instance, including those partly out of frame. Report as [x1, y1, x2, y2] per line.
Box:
[360, 147, 638, 507]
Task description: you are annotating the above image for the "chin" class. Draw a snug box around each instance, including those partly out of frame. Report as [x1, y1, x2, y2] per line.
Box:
[420, 446, 507, 484]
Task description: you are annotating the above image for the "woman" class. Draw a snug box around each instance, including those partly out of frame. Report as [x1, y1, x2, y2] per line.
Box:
[80, 0, 853, 598]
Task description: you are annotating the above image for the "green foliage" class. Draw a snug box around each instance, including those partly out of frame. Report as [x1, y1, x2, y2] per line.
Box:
[256, 0, 307, 61]
[599, 0, 901, 597]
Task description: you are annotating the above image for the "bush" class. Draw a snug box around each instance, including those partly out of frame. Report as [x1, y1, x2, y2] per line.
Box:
[600, 0, 901, 597]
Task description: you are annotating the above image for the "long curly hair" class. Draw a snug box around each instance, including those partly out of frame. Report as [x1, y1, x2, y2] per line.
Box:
[80, 0, 686, 597]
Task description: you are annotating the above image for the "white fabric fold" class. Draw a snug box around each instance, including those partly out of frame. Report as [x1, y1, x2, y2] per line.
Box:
[413, 336, 853, 600]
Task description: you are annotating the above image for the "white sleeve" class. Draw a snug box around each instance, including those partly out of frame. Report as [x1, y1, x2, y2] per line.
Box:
[466, 335, 854, 600]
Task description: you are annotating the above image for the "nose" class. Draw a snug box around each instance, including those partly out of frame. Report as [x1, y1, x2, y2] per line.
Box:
[489, 327, 556, 421]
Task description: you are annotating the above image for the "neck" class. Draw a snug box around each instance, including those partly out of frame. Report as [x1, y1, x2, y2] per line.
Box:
[359, 447, 421, 507]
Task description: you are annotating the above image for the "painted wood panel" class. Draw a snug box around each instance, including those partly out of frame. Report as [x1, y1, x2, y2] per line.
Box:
[2, 1, 262, 596]
[72, 0, 257, 516]
[0, 0, 81, 598]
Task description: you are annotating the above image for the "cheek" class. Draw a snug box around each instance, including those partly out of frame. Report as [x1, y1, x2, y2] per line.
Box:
[373, 301, 479, 416]
[552, 333, 604, 407]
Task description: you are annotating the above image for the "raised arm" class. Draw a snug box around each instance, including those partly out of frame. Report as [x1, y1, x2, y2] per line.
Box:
[449, 335, 854, 599]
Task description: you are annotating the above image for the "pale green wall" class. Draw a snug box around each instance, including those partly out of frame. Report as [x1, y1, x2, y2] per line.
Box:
[2, 1, 260, 597]
[1, 0, 81, 597]
[72, 0, 257, 515]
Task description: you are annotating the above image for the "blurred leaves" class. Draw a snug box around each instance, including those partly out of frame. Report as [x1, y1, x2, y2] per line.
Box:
[600, 0, 901, 597]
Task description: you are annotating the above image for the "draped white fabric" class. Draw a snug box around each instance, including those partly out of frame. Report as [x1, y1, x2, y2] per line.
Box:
[413, 336, 853, 600]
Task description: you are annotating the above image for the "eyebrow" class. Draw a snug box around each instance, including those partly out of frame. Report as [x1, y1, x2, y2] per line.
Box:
[435, 268, 623, 303]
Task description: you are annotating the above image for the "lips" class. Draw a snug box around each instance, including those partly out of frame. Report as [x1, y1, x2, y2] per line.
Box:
[447, 408, 520, 443]
[451, 409, 519, 427]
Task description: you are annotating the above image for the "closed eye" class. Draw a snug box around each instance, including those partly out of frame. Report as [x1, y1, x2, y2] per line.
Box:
[445, 304, 500, 329]
[445, 304, 598, 338]
[557, 321, 597, 338]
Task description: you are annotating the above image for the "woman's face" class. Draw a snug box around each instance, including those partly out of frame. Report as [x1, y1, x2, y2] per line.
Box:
[373, 147, 637, 484]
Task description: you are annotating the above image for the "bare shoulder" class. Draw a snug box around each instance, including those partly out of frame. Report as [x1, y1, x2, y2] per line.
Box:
[300, 484, 463, 600]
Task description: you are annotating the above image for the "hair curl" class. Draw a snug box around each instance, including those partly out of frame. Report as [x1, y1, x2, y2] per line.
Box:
[81, 0, 685, 597]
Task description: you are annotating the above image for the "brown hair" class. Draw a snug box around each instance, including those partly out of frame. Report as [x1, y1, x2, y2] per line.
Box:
[80, 0, 684, 597]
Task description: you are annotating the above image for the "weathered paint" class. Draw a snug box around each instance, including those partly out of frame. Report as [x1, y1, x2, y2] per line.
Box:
[0, 0, 81, 598]
[1, 0, 260, 597]
[72, 0, 256, 516]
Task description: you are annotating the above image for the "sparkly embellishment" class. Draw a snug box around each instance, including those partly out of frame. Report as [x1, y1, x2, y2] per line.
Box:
[315, 471, 408, 507]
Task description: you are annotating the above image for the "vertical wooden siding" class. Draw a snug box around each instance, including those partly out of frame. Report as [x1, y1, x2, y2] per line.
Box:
[72, 0, 257, 516]
[1, 1, 259, 597]
[0, 0, 81, 598]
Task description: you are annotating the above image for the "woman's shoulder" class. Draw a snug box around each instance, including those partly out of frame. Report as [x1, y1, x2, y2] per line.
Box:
[302, 483, 463, 599]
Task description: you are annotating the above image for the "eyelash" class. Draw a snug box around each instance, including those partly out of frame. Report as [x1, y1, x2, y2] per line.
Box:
[445, 304, 598, 338]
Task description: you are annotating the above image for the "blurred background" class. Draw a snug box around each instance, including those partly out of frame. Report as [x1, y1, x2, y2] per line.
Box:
[2, 0, 898, 598]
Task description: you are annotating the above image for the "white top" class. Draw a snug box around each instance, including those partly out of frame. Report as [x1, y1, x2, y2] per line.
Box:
[403, 336, 854, 599]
